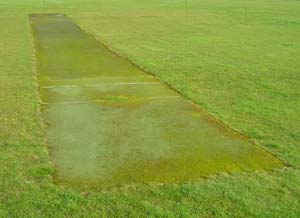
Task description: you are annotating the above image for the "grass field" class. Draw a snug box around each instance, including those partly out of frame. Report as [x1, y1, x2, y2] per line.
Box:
[0, 0, 300, 217]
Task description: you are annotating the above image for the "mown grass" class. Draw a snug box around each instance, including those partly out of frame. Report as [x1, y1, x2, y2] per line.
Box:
[0, 0, 300, 217]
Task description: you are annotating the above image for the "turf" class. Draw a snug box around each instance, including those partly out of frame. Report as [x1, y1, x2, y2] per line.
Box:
[0, 0, 300, 217]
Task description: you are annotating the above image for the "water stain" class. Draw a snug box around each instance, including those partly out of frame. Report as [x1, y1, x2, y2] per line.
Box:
[30, 14, 283, 188]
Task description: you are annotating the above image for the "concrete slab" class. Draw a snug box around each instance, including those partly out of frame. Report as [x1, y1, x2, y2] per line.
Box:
[30, 14, 283, 188]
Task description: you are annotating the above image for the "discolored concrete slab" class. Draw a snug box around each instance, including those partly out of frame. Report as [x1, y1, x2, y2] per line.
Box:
[30, 14, 283, 188]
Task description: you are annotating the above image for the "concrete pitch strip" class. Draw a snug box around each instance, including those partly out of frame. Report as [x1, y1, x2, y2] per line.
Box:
[30, 14, 282, 188]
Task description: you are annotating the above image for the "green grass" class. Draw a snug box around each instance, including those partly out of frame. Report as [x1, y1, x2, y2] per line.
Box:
[0, 0, 300, 217]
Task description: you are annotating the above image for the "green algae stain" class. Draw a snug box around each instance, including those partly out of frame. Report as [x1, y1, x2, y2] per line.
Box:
[106, 95, 129, 103]
[30, 14, 283, 188]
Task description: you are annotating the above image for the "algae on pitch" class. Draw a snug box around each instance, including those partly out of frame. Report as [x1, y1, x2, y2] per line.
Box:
[30, 14, 283, 188]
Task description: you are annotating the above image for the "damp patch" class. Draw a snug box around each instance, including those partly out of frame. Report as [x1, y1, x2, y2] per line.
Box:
[30, 14, 283, 188]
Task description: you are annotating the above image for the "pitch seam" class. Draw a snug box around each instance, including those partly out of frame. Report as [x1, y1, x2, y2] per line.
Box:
[40, 96, 180, 105]
[41, 82, 163, 89]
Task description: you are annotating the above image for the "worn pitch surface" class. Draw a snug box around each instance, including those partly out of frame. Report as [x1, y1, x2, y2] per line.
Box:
[30, 14, 282, 187]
